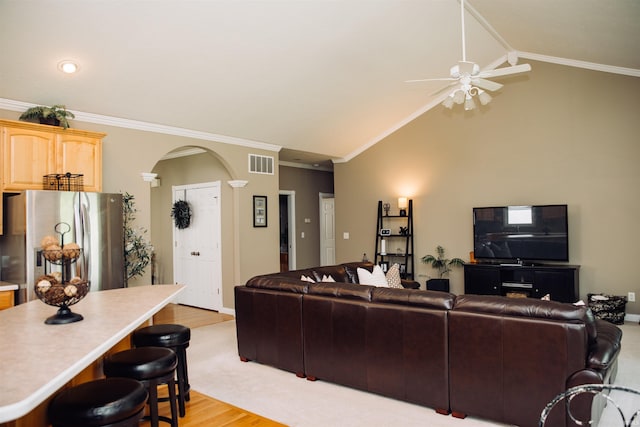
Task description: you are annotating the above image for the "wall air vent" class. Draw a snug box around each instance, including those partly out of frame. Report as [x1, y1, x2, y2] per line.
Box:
[249, 154, 274, 175]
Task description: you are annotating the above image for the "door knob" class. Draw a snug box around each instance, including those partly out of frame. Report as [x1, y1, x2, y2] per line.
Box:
[190, 251, 200, 256]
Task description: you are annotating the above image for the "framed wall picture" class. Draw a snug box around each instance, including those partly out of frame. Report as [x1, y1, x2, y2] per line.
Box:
[253, 195, 267, 227]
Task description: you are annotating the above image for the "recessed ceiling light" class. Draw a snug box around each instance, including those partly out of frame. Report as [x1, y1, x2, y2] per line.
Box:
[58, 60, 79, 74]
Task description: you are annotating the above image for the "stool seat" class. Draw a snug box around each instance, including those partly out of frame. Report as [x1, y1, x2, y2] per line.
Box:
[104, 347, 179, 427]
[133, 324, 190, 347]
[49, 377, 147, 427]
[104, 347, 177, 380]
[133, 324, 191, 417]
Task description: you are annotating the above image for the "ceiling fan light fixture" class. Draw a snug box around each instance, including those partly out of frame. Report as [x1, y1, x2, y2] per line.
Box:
[478, 89, 492, 106]
[442, 95, 455, 109]
[453, 90, 465, 105]
[464, 94, 476, 111]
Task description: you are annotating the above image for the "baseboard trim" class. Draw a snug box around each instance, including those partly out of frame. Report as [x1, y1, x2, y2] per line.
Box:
[220, 307, 236, 317]
[625, 313, 640, 323]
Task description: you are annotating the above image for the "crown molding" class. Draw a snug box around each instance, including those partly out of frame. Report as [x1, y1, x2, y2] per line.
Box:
[0, 98, 282, 153]
[279, 161, 333, 172]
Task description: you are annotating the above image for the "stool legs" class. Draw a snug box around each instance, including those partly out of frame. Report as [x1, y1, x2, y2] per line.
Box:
[147, 375, 178, 427]
[131, 324, 191, 418]
[175, 345, 190, 416]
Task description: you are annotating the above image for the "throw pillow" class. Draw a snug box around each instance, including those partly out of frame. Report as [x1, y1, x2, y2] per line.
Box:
[386, 263, 403, 288]
[321, 274, 336, 282]
[301, 275, 315, 283]
[357, 265, 388, 287]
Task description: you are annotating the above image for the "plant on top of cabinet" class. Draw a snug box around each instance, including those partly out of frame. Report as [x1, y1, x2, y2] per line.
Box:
[19, 104, 75, 129]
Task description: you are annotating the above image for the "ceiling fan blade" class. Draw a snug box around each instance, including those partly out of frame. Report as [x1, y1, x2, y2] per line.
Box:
[429, 81, 460, 97]
[405, 77, 458, 83]
[472, 78, 503, 92]
[479, 63, 531, 78]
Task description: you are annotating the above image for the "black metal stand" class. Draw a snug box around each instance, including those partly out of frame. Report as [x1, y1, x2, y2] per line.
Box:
[45, 304, 84, 324]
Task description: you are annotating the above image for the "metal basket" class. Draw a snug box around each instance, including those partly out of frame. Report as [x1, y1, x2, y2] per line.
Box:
[43, 173, 84, 191]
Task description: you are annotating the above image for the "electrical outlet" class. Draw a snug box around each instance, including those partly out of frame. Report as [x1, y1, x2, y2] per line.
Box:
[628, 292, 636, 302]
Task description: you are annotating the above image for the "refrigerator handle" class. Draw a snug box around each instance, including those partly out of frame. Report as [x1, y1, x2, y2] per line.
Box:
[76, 192, 90, 280]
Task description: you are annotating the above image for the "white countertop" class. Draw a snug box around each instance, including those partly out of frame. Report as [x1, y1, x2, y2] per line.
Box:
[0, 284, 184, 423]
[0, 282, 18, 291]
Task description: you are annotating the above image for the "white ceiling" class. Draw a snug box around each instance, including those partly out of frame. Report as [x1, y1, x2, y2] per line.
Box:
[1, 0, 638, 166]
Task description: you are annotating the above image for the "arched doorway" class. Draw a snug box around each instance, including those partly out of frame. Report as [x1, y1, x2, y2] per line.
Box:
[150, 147, 233, 312]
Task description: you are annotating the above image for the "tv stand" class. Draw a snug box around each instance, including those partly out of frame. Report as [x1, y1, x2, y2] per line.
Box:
[464, 263, 580, 303]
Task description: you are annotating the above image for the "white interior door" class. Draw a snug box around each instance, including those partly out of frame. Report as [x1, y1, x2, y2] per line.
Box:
[319, 195, 335, 266]
[173, 182, 222, 310]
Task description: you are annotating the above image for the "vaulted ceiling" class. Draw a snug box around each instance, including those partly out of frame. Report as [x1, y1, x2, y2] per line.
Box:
[1, 1, 638, 167]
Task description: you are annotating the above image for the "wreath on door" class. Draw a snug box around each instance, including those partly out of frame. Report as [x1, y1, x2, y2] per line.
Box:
[171, 200, 192, 229]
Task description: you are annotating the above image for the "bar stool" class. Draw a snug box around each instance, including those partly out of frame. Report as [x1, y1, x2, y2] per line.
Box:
[48, 377, 148, 427]
[132, 324, 191, 417]
[103, 347, 179, 427]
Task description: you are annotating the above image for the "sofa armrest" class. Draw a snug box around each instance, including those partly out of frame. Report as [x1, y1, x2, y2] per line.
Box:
[587, 319, 622, 372]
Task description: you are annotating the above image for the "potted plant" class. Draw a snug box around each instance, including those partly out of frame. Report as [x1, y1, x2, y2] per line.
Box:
[123, 193, 153, 286]
[19, 104, 75, 129]
[421, 245, 465, 292]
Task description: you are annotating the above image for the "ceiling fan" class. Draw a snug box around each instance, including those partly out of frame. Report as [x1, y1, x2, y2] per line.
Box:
[406, 0, 531, 110]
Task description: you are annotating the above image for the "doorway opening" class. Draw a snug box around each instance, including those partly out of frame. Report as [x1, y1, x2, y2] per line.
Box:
[279, 191, 296, 271]
[319, 193, 335, 266]
[172, 182, 222, 311]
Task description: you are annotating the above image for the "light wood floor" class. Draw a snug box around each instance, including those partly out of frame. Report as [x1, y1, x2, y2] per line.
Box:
[142, 304, 286, 427]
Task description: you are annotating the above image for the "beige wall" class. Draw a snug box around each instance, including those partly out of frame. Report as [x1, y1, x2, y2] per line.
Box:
[0, 109, 281, 311]
[334, 61, 640, 315]
[279, 165, 334, 268]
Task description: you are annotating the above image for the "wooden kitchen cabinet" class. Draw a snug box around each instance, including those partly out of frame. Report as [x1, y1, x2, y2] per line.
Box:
[1, 119, 105, 192]
[2, 124, 56, 191]
[57, 134, 103, 192]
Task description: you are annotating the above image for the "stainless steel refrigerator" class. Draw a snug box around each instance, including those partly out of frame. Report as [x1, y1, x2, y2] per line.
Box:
[0, 190, 124, 304]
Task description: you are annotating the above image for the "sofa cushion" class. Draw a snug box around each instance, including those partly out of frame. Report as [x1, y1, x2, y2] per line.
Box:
[386, 263, 403, 288]
[372, 288, 456, 310]
[453, 294, 598, 346]
[343, 262, 375, 283]
[307, 282, 373, 301]
[357, 265, 388, 287]
[245, 276, 309, 293]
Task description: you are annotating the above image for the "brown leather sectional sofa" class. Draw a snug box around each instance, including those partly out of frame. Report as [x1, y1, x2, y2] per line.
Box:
[234, 262, 622, 427]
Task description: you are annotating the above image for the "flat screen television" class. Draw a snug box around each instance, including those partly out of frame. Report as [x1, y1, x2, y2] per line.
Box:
[473, 204, 569, 263]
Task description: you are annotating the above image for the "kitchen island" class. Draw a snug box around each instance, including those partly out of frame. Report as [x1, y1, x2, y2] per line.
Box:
[0, 284, 184, 426]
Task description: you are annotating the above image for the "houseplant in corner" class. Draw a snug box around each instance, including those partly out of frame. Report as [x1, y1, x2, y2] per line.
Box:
[421, 245, 465, 292]
[123, 193, 153, 286]
[19, 104, 75, 129]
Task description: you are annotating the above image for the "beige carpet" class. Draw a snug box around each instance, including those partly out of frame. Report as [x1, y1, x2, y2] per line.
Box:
[188, 321, 640, 427]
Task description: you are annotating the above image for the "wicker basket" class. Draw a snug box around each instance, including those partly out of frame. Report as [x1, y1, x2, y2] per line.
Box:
[588, 293, 627, 325]
[43, 173, 84, 191]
